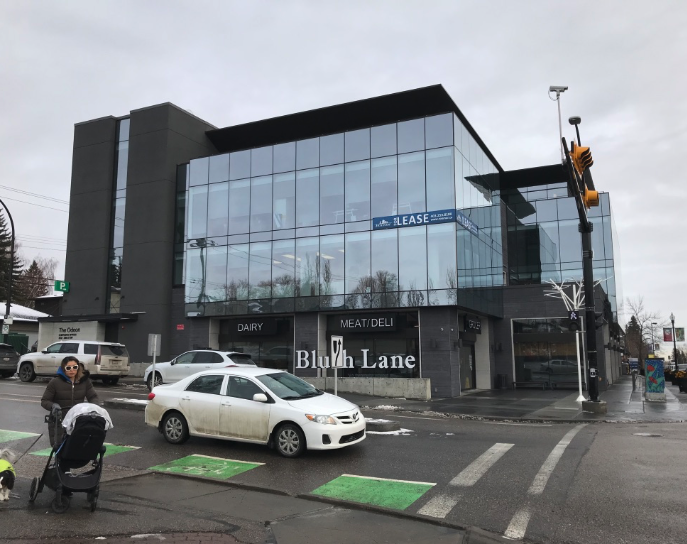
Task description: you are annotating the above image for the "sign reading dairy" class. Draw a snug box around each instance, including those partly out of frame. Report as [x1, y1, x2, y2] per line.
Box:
[295, 349, 416, 369]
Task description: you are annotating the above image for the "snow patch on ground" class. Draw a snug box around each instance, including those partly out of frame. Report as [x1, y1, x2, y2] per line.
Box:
[364, 404, 403, 411]
[365, 418, 395, 424]
[110, 398, 149, 405]
[367, 428, 413, 435]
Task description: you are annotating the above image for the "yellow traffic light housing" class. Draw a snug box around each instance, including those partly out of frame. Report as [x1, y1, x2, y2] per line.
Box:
[583, 185, 599, 208]
[571, 142, 593, 176]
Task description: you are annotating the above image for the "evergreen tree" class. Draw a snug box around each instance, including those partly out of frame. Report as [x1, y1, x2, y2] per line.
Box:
[0, 213, 23, 309]
[16, 260, 49, 308]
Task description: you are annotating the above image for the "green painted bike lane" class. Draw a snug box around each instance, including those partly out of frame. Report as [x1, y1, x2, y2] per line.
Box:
[0, 429, 40, 444]
[149, 454, 264, 480]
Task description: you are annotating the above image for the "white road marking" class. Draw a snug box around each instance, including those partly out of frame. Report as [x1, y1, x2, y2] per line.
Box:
[0, 397, 40, 403]
[191, 454, 265, 465]
[486, 422, 553, 427]
[504, 507, 531, 540]
[417, 494, 460, 518]
[528, 424, 587, 495]
[450, 443, 514, 487]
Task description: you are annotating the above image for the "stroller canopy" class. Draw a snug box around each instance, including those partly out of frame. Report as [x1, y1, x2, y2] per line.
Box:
[62, 403, 113, 434]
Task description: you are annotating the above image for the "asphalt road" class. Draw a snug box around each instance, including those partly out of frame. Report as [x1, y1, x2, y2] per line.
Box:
[1, 378, 686, 544]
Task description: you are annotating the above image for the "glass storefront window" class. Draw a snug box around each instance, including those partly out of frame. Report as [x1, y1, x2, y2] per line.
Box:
[185, 247, 202, 304]
[227, 244, 249, 300]
[251, 146, 273, 177]
[428, 223, 456, 290]
[187, 186, 208, 240]
[344, 160, 370, 221]
[297, 138, 319, 170]
[399, 226, 427, 291]
[249, 241, 272, 299]
[273, 142, 295, 173]
[207, 182, 229, 237]
[558, 219, 582, 263]
[345, 232, 370, 294]
[320, 165, 344, 225]
[398, 151, 425, 214]
[425, 113, 453, 149]
[250, 176, 272, 232]
[209, 154, 229, 183]
[189, 157, 209, 187]
[320, 133, 344, 166]
[295, 237, 319, 297]
[345, 128, 370, 162]
[398, 118, 424, 153]
[272, 239, 295, 298]
[370, 156, 397, 218]
[371, 230, 398, 293]
[273, 172, 295, 230]
[296, 169, 319, 227]
[115, 141, 128, 191]
[230, 150, 250, 180]
[112, 198, 126, 248]
[426, 147, 454, 212]
[228, 179, 250, 234]
[206, 245, 228, 302]
[320, 234, 344, 295]
[371, 123, 397, 158]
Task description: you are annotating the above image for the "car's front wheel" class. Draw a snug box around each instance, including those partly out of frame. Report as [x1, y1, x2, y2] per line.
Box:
[19, 363, 36, 382]
[162, 411, 189, 444]
[275, 423, 306, 458]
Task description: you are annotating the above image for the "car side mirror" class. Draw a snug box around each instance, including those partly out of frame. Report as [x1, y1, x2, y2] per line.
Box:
[253, 393, 268, 403]
[170, 359, 176, 366]
[41, 350, 48, 354]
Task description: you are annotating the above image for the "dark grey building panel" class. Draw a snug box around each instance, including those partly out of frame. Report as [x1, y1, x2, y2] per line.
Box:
[294, 313, 319, 378]
[420, 307, 460, 398]
[63, 117, 117, 316]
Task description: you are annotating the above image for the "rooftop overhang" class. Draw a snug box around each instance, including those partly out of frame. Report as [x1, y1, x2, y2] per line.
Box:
[206, 84, 503, 173]
[38, 313, 140, 324]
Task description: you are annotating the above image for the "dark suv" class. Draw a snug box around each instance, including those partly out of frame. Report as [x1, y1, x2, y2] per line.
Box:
[0, 343, 20, 379]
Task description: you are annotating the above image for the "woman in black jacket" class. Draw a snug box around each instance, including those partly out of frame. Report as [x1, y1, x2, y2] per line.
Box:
[41, 356, 100, 445]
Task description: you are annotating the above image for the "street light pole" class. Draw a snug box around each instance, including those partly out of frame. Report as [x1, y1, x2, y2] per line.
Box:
[651, 322, 657, 355]
[0, 198, 15, 340]
[670, 313, 678, 368]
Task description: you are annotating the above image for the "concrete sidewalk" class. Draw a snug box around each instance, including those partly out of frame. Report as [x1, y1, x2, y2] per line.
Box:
[350, 374, 687, 423]
[6, 472, 514, 544]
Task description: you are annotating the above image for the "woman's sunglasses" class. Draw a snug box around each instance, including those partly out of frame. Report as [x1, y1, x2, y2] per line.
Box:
[64, 365, 79, 371]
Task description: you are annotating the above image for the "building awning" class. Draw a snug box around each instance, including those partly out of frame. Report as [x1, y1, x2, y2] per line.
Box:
[37, 313, 140, 324]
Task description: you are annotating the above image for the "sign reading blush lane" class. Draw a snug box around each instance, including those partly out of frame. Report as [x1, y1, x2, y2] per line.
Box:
[295, 349, 415, 369]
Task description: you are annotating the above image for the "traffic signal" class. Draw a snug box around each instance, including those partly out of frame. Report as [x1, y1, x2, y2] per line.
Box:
[594, 311, 605, 330]
[571, 142, 593, 175]
[583, 185, 599, 208]
[568, 310, 581, 331]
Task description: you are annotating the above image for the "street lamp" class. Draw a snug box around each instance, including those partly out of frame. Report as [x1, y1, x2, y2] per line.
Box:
[670, 313, 678, 369]
[651, 322, 657, 354]
[0, 198, 15, 341]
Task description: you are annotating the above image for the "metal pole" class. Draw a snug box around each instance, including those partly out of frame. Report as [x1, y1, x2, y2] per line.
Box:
[152, 335, 157, 390]
[581, 226, 599, 401]
[576, 331, 584, 401]
[557, 95, 564, 163]
[672, 314, 678, 369]
[0, 199, 15, 342]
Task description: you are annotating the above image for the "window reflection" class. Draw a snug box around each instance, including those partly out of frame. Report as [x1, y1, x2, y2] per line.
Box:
[295, 237, 319, 297]
[251, 146, 273, 177]
[273, 172, 295, 230]
[209, 154, 229, 183]
[229, 179, 250, 234]
[187, 186, 208, 240]
[399, 226, 427, 292]
[371, 230, 398, 293]
[345, 128, 370, 162]
[272, 239, 295, 298]
[320, 165, 344, 225]
[426, 147, 453, 212]
[297, 138, 319, 170]
[189, 158, 209, 187]
[344, 161, 370, 221]
[227, 244, 249, 300]
[249, 241, 272, 299]
[230, 150, 250, 180]
[428, 223, 456, 290]
[398, 152, 425, 214]
[320, 133, 344, 166]
[320, 235, 344, 295]
[398, 118, 424, 154]
[371, 123, 397, 158]
[345, 232, 370, 295]
[425, 114, 453, 149]
[273, 142, 295, 173]
[371, 157, 397, 218]
[250, 176, 272, 232]
[296, 169, 319, 227]
[207, 183, 229, 237]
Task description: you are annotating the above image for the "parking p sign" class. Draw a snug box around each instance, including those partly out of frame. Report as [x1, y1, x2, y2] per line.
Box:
[55, 280, 70, 293]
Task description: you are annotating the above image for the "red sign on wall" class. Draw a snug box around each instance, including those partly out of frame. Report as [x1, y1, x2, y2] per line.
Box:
[176, 324, 185, 331]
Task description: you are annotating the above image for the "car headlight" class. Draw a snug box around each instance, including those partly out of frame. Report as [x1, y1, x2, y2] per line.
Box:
[305, 414, 337, 425]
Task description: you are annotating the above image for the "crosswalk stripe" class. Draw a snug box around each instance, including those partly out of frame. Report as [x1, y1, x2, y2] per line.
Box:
[504, 507, 531, 540]
[528, 424, 586, 495]
[450, 443, 514, 487]
[417, 494, 460, 518]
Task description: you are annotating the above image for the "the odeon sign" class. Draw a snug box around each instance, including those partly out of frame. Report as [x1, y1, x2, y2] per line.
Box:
[372, 208, 479, 235]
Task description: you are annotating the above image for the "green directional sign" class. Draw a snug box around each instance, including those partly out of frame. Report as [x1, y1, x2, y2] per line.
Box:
[55, 280, 70, 293]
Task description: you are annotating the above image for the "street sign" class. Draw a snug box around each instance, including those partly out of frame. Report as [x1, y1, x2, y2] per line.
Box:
[3, 317, 12, 325]
[330, 335, 344, 368]
[147, 334, 162, 357]
[55, 280, 70, 293]
[1, 324, 8, 335]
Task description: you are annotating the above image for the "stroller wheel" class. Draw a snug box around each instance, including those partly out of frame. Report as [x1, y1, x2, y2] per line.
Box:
[29, 477, 39, 503]
[51, 494, 70, 514]
[88, 486, 99, 512]
[90, 496, 98, 512]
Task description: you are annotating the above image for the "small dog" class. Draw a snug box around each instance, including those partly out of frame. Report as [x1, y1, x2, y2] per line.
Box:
[0, 448, 17, 501]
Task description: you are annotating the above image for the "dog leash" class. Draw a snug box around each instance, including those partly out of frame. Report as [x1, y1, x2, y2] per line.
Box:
[13, 433, 44, 465]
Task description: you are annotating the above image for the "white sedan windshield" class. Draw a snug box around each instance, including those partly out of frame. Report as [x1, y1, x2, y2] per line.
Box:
[257, 373, 323, 400]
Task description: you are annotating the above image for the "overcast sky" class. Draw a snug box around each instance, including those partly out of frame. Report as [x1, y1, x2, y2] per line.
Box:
[2, 1, 686, 349]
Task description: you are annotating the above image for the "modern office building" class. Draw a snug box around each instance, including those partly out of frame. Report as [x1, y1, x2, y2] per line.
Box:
[54, 85, 623, 397]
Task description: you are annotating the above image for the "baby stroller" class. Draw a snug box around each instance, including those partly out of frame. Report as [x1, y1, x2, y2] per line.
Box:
[29, 403, 112, 513]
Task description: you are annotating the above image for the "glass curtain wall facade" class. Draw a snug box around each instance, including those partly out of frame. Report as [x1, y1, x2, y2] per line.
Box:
[182, 113, 503, 318]
[106, 118, 130, 313]
[502, 187, 621, 321]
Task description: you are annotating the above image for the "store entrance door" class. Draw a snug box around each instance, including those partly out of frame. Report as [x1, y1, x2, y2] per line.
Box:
[460, 344, 476, 391]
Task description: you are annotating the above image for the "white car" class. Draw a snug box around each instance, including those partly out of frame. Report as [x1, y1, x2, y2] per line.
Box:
[145, 367, 366, 458]
[144, 350, 256, 390]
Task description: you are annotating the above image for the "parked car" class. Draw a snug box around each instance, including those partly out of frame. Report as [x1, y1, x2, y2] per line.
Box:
[145, 367, 366, 457]
[143, 350, 257, 390]
[0, 343, 20, 379]
[17, 341, 130, 384]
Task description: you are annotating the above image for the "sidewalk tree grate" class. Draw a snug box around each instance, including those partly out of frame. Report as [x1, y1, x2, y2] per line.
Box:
[148, 454, 263, 480]
[30, 443, 140, 457]
[312, 474, 435, 510]
[0, 429, 40, 444]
